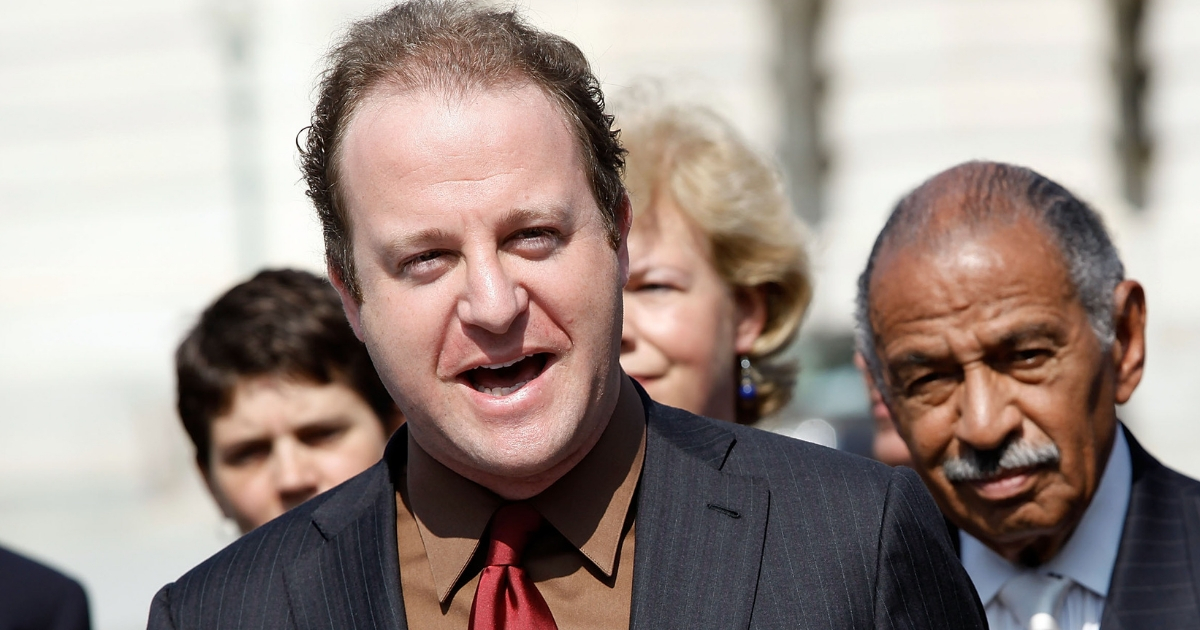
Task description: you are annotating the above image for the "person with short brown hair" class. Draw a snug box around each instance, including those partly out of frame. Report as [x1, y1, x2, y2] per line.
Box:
[176, 268, 401, 533]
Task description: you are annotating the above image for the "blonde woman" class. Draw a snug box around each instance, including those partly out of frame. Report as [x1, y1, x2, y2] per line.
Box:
[618, 99, 812, 424]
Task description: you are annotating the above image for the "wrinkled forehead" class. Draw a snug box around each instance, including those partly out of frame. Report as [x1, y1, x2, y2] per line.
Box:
[868, 217, 1076, 332]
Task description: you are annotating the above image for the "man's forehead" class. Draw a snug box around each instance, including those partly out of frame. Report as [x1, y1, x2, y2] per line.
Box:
[348, 79, 575, 150]
[336, 82, 586, 213]
[348, 82, 568, 151]
[868, 220, 1077, 342]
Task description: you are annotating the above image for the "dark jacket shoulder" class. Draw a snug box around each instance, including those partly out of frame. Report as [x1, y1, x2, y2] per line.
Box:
[1102, 427, 1200, 629]
[0, 544, 91, 630]
[638, 399, 986, 629]
[149, 460, 392, 629]
[646, 396, 906, 499]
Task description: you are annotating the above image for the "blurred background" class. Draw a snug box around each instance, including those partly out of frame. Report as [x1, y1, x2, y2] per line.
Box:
[2, 0, 1197, 627]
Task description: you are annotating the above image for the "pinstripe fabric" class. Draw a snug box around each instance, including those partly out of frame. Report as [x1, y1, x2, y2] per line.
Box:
[1098, 428, 1200, 630]
[148, 386, 985, 629]
[631, 398, 986, 629]
[147, 441, 407, 630]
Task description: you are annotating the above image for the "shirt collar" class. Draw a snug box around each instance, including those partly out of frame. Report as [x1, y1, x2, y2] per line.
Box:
[961, 427, 1132, 604]
[406, 374, 646, 603]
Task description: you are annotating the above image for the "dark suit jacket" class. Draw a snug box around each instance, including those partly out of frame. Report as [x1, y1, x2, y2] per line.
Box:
[148, 395, 985, 629]
[0, 545, 91, 630]
[946, 425, 1200, 629]
[1098, 427, 1200, 629]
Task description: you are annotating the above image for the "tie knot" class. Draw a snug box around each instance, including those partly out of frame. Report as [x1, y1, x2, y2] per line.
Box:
[997, 571, 1073, 630]
[484, 503, 543, 567]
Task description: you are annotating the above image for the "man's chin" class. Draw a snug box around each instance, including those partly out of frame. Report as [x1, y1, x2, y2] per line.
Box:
[951, 492, 1071, 552]
[459, 444, 584, 498]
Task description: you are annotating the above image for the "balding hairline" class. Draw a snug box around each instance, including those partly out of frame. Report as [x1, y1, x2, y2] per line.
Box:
[855, 161, 1125, 396]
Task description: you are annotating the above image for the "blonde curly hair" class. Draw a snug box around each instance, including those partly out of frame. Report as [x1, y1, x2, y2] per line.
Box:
[617, 97, 813, 423]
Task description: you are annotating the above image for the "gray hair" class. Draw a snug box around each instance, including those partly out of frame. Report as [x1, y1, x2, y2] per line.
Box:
[855, 161, 1126, 391]
[942, 439, 1061, 483]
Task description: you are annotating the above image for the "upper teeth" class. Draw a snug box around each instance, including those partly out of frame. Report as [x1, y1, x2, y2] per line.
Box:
[481, 355, 528, 370]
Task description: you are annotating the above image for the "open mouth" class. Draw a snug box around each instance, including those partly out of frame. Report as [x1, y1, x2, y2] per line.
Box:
[460, 353, 551, 397]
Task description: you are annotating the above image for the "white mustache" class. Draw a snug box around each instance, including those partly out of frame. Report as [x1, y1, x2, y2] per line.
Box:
[942, 440, 1061, 483]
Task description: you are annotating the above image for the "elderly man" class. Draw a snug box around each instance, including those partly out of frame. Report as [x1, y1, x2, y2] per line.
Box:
[148, 2, 985, 628]
[857, 160, 1200, 630]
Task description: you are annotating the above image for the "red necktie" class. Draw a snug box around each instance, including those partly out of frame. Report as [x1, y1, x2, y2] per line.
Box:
[468, 502, 559, 630]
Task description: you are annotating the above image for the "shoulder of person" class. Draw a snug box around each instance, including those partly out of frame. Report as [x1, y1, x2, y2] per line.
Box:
[646, 398, 895, 487]
[0, 545, 91, 629]
[1124, 424, 1200, 500]
[151, 459, 390, 623]
[644, 398, 938, 534]
[0, 544, 86, 594]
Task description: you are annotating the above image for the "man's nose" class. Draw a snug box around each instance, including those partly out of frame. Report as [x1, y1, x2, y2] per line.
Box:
[954, 365, 1020, 451]
[456, 253, 528, 334]
[273, 442, 318, 510]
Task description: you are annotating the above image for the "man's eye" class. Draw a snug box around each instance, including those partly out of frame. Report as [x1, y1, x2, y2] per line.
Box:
[1007, 349, 1052, 369]
[222, 442, 270, 467]
[507, 228, 560, 255]
[905, 370, 957, 396]
[296, 425, 346, 446]
[401, 250, 451, 277]
[410, 251, 442, 265]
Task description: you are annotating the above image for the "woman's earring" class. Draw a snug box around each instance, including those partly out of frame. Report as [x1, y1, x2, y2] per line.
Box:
[738, 356, 757, 401]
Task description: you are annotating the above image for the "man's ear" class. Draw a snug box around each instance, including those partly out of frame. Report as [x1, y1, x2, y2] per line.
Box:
[616, 193, 633, 286]
[1111, 279, 1147, 404]
[328, 264, 366, 342]
[733, 286, 769, 355]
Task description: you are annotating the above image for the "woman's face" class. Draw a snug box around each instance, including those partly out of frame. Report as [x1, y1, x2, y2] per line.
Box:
[204, 375, 395, 533]
[620, 194, 765, 422]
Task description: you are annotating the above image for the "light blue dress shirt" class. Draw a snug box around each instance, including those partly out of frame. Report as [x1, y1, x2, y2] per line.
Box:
[960, 428, 1132, 630]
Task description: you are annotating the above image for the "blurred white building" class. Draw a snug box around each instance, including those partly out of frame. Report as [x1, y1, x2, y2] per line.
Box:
[1, 0, 1197, 627]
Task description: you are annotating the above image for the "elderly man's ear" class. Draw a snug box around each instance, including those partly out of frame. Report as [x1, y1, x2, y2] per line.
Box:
[1111, 279, 1147, 404]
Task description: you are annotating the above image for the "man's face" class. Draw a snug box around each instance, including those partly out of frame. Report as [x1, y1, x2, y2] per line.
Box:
[869, 218, 1131, 564]
[334, 83, 628, 496]
[206, 375, 391, 533]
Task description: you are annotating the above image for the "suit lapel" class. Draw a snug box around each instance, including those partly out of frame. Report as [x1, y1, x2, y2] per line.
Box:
[1100, 427, 1200, 629]
[284, 431, 409, 630]
[630, 399, 769, 630]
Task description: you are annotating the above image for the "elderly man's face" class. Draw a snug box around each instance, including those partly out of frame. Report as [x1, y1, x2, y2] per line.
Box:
[333, 83, 629, 498]
[870, 217, 1143, 564]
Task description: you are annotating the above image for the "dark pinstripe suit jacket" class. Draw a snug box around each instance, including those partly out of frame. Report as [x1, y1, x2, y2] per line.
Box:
[148, 394, 986, 629]
[1097, 427, 1200, 629]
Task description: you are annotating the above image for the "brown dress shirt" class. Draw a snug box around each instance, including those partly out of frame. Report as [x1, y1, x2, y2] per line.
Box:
[395, 376, 646, 629]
